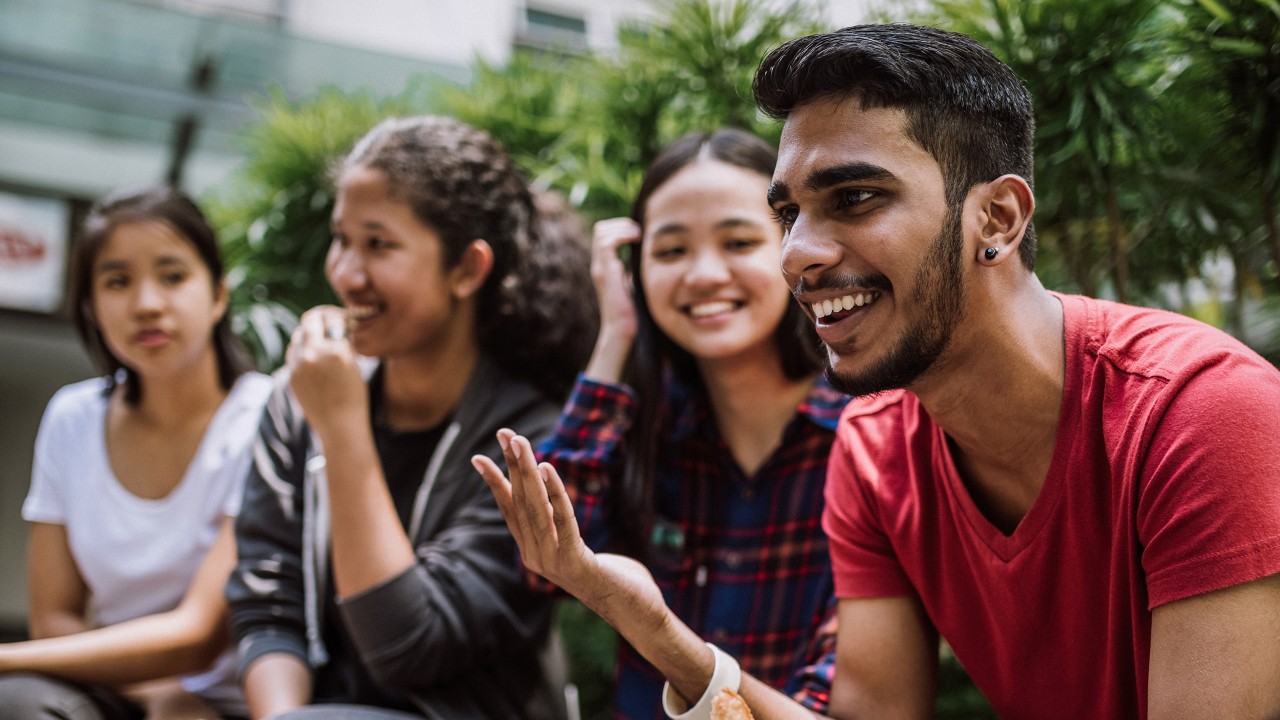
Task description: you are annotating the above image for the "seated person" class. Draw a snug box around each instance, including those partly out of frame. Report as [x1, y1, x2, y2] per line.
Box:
[0, 185, 271, 720]
[539, 128, 847, 720]
[475, 23, 1280, 720]
[224, 116, 596, 720]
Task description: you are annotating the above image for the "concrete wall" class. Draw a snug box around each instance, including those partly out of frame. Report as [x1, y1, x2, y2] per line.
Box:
[0, 312, 96, 629]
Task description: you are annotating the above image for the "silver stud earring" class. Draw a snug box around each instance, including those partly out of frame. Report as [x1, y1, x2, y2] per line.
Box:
[984, 247, 999, 261]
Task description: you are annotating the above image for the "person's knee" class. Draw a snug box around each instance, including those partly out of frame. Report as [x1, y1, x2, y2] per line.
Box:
[0, 673, 106, 720]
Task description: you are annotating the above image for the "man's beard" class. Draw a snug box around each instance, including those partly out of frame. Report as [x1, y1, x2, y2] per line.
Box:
[825, 204, 967, 397]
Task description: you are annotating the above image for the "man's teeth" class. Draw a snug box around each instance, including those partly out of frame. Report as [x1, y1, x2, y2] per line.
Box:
[689, 301, 736, 318]
[812, 292, 877, 318]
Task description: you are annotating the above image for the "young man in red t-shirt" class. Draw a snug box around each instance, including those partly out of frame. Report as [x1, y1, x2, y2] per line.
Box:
[474, 23, 1280, 720]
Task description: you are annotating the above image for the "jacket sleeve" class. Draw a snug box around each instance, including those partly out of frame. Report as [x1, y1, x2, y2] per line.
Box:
[336, 401, 559, 692]
[224, 381, 312, 675]
[535, 373, 637, 552]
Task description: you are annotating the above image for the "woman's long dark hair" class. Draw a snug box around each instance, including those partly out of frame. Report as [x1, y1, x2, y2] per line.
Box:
[70, 185, 254, 406]
[616, 129, 824, 558]
[339, 116, 597, 400]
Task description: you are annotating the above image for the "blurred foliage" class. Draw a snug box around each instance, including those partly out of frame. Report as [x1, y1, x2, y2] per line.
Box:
[555, 600, 618, 720]
[936, 647, 998, 719]
[1166, 0, 1280, 343]
[206, 87, 422, 368]
[875, 0, 1280, 358]
[442, 0, 825, 222]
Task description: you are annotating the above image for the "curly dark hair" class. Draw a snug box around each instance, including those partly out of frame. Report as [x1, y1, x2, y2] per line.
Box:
[753, 24, 1038, 269]
[340, 116, 596, 400]
[71, 184, 253, 406]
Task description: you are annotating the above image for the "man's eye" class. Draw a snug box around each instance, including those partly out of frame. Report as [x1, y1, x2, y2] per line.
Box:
[837, 189, 876, 208]
[771, 206, 798, 228]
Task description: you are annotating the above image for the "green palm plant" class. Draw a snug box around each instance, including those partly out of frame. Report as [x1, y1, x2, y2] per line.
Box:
[443, 0, 824, 224]
[907, 0, 1176, 302]
[1174, 0, 1280, 275]
[1157, 0, 1280, 355]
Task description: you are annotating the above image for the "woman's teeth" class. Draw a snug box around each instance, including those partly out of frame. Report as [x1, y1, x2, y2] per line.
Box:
[347, 304, 379, 320]
[812, 292, 877, 319]
[689, 301, 736, 318]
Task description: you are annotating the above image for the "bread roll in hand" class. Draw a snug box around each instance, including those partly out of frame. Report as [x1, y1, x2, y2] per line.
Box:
[711, 688, 754, 720]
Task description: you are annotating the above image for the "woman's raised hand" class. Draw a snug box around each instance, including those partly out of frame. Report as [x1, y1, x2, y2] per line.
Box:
[584, 217, 642, 383]
[285, 305, 367, 437]
[472, 430, 665, 615]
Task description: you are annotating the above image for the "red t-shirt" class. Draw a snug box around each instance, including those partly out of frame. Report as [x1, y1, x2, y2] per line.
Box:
[825, 293, 1280, 719]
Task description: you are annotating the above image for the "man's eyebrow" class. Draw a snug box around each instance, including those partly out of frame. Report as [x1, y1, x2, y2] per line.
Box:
[768, 162, 898, 206]
[805, 162, 897, 191]
[767, 182, 791, 206]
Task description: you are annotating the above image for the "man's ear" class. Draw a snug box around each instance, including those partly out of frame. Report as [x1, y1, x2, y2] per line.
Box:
[450, 239, 495, 299]
[972, 174, 1034, 265]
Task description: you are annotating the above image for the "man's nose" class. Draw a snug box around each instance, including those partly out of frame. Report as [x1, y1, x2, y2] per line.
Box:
[780, 213, 841, 282]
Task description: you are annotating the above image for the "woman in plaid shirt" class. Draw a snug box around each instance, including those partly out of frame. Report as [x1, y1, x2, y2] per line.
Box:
[537, 129, 848, 720]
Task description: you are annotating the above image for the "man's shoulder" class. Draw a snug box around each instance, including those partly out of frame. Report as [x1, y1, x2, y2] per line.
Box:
[834, 389, 926, 458]
[1065, 293, 1275, 385]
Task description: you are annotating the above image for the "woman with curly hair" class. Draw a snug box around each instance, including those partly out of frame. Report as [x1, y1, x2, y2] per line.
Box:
[225, 116, 595, 720]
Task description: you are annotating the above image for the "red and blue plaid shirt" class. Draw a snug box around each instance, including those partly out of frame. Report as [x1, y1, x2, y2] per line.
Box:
[538, 373, 848, 720]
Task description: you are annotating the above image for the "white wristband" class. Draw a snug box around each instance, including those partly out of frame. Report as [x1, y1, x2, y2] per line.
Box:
[662, 642, 742, 720]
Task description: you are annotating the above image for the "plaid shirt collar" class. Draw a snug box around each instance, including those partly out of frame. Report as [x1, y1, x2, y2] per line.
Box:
[669, 373, 847, 441]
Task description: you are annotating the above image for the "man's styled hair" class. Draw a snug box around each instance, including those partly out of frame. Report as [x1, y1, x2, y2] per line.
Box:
[753, 23, 1038, 269]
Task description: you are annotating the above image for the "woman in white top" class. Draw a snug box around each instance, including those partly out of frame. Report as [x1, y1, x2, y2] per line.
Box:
[0, 185, 271, 720]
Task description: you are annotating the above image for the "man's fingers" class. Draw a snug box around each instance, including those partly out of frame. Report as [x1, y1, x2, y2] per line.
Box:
[471, 455, 516, 526]
[510, 435, 556, 548]
[501, 429, 556, 557]
[540, 462, 581, 550]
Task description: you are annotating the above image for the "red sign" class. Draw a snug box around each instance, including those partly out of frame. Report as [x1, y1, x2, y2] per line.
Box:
[0, 226, 48, 264]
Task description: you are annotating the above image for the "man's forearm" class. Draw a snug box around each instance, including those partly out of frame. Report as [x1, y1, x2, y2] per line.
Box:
[580, 573, 818, 719]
